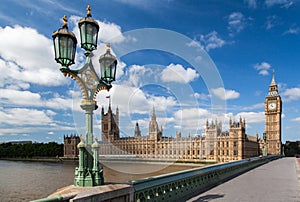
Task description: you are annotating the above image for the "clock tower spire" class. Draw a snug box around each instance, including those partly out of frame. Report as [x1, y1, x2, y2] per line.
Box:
[264, 70, 282, 155]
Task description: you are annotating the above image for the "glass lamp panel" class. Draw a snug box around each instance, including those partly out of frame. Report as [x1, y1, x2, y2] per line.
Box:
[67, 37, 73, 66]
[100, 59, 109, 83]
[59, 36, 69, 65]
[86, 23, 93, 47]
[54, 37, 60, 59]
[59, 36, 68, 59]
[80, 23, 87, 45]
[92, 26, 98, 47]
[110, 61, 117, 81]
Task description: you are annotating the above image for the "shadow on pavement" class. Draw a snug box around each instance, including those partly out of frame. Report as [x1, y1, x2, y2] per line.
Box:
[191, 194, 225, 202]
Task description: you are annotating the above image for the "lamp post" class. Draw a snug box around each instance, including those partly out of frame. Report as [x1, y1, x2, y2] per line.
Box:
[52, 5, 117, 187]
[263, 132, 267, 156]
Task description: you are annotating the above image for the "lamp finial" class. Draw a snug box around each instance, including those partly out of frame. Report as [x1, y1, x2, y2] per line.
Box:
[62, 15, 68, 28]
[106, 43, 111, 52]
[87, 5, 91, 17]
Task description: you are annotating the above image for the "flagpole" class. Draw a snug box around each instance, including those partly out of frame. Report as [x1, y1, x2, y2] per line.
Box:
[106, 95, 111, 108]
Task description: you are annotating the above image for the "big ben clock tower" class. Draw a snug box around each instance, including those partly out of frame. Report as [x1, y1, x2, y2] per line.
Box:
[264, 71, 282, 155]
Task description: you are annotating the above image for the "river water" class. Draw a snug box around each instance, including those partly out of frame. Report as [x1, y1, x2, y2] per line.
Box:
[0, 160, 200, 201]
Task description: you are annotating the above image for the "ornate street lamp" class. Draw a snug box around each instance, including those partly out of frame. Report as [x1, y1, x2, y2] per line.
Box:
[263, 132, 267, 156]
[52, 5, 117, 187]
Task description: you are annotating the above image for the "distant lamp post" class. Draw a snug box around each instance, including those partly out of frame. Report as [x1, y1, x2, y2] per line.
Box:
[52, 5, 117, 187]
[263, 132, 267, 156]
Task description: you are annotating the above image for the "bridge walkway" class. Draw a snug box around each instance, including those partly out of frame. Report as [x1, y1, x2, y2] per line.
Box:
[187, 157, 300, 202]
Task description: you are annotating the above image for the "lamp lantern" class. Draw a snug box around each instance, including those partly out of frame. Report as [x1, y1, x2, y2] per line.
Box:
[52, 15, 77, 68]
[78, 5, 99, 52]
[99, 43, 117, 84]
[263, 132, 267, 141]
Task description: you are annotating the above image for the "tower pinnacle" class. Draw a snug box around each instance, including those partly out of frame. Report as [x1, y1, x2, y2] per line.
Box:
[151, 106, 156, 120]
[270, 69, 277, 86]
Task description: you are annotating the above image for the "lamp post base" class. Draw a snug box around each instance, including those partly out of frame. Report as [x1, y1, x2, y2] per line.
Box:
[74, 168, 104, 187]
[74, 168, 94, 187]
[74, 138, 104, 187]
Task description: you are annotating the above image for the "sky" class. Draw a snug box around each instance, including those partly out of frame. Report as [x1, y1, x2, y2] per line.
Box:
[0, 0, 299, 143]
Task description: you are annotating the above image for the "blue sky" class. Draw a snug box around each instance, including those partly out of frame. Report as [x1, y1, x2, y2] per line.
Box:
[0, 0, 299, 143]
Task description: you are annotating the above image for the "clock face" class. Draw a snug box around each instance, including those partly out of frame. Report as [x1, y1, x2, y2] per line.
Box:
[268, 102, 277, 110]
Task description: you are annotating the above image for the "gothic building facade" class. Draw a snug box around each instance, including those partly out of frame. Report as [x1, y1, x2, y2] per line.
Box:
[63, 134, 80, 158]
[98, 106, 259, 162]
[64, 73, 282, 162]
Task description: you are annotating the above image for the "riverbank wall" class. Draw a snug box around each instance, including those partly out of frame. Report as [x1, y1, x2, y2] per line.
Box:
[0, 157, 63, 163]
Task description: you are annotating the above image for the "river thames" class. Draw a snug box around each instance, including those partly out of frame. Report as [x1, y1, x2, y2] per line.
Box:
[0, 160, 200, 201]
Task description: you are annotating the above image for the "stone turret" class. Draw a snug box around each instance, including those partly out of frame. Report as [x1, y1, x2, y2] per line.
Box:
[149, 106, 162, 141]
[64, 134, 80, 158]
[134, 122, 141, 138]
[101, 101, 120, 142]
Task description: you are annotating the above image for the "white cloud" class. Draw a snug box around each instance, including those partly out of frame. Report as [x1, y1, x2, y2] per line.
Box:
[211, 87, 240, 100]
[0, 26, 68, 88]
[148, 96, 177, 112]
[265, 0, 293, 8]
[265, 15, 280, 30]
[0, 89, 41, 106]
[174, 108, 211, 131]
[161, 64, 199, 83]
[98, 21, 125, 43]
[95, 83, 179, 137]
[125, 65, 150, 87]
[0, 108, 54, 126]
[0, 88, 77, 111]
[228, 12, 247, 36]
[254, 62, 271, 75]
[244, 0, 257, 8]
[97, 84, 169, 116]
[186, 40, 202, 49]
[282, 87, 300, 101]
[192, 93, 211, 100]
[243, 103, 264, 110]
[235, 111, 265, 123]
[199, 31, 226, 51]
[292, 117, 300, 122]
[283, 25, 300, 35]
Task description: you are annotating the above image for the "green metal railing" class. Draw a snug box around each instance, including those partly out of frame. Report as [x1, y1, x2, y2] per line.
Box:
[130, 155, 281, 202]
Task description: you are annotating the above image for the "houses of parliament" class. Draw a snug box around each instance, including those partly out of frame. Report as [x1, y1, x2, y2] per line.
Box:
[64, 73, 282, 162]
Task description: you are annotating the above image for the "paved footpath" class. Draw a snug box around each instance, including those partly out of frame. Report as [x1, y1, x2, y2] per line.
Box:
[187, 157, 300, 202]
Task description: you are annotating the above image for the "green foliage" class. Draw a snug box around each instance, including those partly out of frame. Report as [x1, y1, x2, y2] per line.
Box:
[0, 142, 63, 158]
[284, 142, 300, 157]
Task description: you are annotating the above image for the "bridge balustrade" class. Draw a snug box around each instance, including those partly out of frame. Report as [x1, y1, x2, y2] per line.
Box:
[32, 155, 281, 202]
[130, 155, 281, 202]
